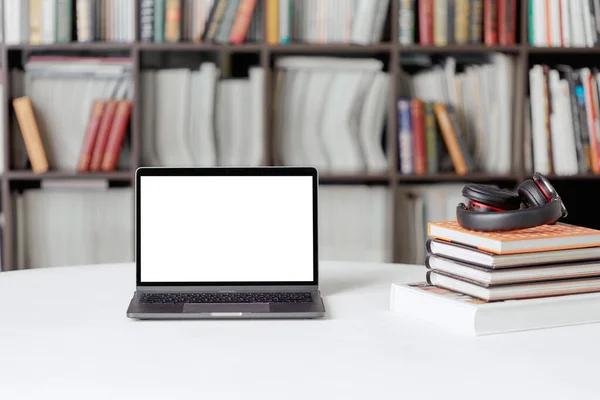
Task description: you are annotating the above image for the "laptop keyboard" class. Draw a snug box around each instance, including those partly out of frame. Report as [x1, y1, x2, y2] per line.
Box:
[141, 292, 313, 304]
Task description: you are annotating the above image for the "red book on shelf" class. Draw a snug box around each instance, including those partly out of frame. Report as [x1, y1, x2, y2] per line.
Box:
[411, 99, 426, 175]
[585, 72, 600, 174]
[498, 0, 517, 44]
[77, 100, 106, 172]
[89, 100, 118, 171]
[418, 0, 434, 45]
[483, 0, 497, 45]
[229, 0, 258, 44]
[101, 100, 132, 171]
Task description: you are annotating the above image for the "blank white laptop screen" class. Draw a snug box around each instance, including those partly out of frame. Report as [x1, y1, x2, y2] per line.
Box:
[139, 175, 315, 283]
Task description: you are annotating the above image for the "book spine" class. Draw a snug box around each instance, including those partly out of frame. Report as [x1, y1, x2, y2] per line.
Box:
[542, 65, 554, 174]
[589, 71, 600, 173]
[101, 100, 133, 171]
[29, 0, 43, 44]
[433, 0, 447, 45]
[454, 0, 469, 44]
[140, 0, 154, 42]
[502, 0, 517, 44]
[154, 0, 166, 42]
[203, 0, 229, 42]
[560, 67, 587, 173]
[433, 103, 468, 175]
[447, 106, 475, 171]
[398, 99, 414, 175]
[215, 0, 241, 43]
[469, 0, 483, 43]
[411, 99, 427, 175]
[483, 0, 497, 45]
[77, 100, 106, 172]
[399, 0, 415, 45]
[424, 102, 439, 174]
[447, 0, 456, 43]
[418, 0, 434, 45]
[89, 100, 118, 171]
[575, 80, 593, 171]
[55, 0, 73, 43]
[266, 0, 278, 44]
[230, 0, 258, 44]
[12, 97, 49, 174]
[165, 0, 182, 41]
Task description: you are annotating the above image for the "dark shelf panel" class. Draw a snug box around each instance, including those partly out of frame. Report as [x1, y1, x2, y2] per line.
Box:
[268, 43, 393, 53]
[397, 173, 521, 183]
[137, 42, 263, 52]
[545, 174, 600, 180]
[399, 44, 523, 53]
[319, 173, 391, 183]
[5, 42, 133, 51]
[526, 46, 600, 53]
[6, 170, 133, 181]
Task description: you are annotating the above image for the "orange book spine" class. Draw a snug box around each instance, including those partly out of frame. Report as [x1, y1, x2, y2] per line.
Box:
[165, 0, 182, 42]
[77, 100, 106, 172]
[89, 100, 118, 171]
[229, 0, 258, 44]
[12, 96, 49, 174]
[101, 100, 132, 171]
[411, 99, 427, 175]
[433, 103, 468, 176]
[266, 0, 278, 44]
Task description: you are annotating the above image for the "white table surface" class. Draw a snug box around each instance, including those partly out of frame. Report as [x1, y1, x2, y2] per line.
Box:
[1, 261, 599, 399]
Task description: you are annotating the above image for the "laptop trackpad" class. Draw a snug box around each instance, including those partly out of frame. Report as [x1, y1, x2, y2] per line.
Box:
[183, 303, 270, 313]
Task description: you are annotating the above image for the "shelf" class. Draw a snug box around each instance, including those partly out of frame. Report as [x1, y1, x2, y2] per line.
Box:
[6, 170, 133, 181]
[5, 42, 134, 51]
[319, 173, 391, 183]
[399, 44, 523, 53]
[268, 43, 393, 53]
[136, 42, 263, 52]
[545, 174, 600, 180]
[397, 173, 521, 183]
[526, 46, 600, 53]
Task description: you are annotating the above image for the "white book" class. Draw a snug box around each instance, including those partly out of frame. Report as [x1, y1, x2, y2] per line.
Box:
[350, 0, 378, 44]
[529, 65, 550, 174]
[549, 0, 561, 46]
[390, 282, 600, 336]
[533, 0, 546, 46]
[560, 0, 571, 46]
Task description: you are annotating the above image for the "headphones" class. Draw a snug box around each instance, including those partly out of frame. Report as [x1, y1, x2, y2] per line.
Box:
[456, 173, 568, 232]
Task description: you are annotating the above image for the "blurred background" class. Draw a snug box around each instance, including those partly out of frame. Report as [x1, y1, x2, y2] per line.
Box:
[0, 0, 598, 271]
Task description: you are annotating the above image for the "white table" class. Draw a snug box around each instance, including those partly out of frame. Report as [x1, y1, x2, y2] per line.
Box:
[1, 261, 599, 399]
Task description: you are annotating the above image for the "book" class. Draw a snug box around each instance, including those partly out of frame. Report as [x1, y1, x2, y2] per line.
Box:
[12, 96, 49, 174]
[428, 271, 600, 301]
[428, 220, 600, 254]
[390, 282, 600, 335]
[77, 99, 106, 172]
[426, 238, 600, 268]
[101, 99, 132, 171]
[426, 254, 600, 286]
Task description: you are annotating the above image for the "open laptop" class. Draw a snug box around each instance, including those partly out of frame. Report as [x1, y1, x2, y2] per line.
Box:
[126, 167, 325, 319]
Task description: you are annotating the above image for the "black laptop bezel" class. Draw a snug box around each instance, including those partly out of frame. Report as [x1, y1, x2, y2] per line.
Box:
[135, 167, 319, 287]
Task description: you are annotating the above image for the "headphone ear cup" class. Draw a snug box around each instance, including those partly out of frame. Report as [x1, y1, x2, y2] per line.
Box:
[518, 179, 549, 208]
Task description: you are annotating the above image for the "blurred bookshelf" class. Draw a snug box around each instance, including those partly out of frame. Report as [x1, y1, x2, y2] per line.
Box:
[0, 0, 600, 270]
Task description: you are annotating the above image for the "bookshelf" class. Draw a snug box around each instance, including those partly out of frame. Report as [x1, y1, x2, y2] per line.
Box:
[1, 0, 599, 271]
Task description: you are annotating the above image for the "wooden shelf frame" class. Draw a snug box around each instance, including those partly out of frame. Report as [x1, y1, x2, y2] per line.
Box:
[1, 0, 600, 270]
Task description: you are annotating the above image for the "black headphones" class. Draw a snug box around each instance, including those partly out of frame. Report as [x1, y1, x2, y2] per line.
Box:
[456, 173, 568, 232]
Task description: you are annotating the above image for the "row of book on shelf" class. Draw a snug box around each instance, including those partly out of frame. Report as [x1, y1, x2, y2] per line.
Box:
[527, 64, 600, 176]
[2, 0, 390, 45]
[10, 56, 133, 174]
[529, 0, 600, 47]
[398, 52, 514, 176]
[399, 0, 518, 46]
[7, 183, 390, 270]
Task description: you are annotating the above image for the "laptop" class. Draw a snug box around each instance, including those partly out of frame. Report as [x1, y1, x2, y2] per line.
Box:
[126, 166, 325, 319]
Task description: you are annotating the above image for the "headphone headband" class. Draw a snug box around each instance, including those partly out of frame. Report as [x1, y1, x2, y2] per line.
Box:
[456, 198, 564, 232]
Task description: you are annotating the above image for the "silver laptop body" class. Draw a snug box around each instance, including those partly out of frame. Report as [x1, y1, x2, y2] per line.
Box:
[126, 167, 325, 319]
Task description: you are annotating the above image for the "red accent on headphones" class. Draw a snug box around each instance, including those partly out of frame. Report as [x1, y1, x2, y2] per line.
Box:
[535, 180, 552, 201]
[468, 200, 507, 212]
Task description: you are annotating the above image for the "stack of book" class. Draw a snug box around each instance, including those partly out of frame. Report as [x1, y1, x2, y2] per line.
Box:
[391, 220, 600, 335]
